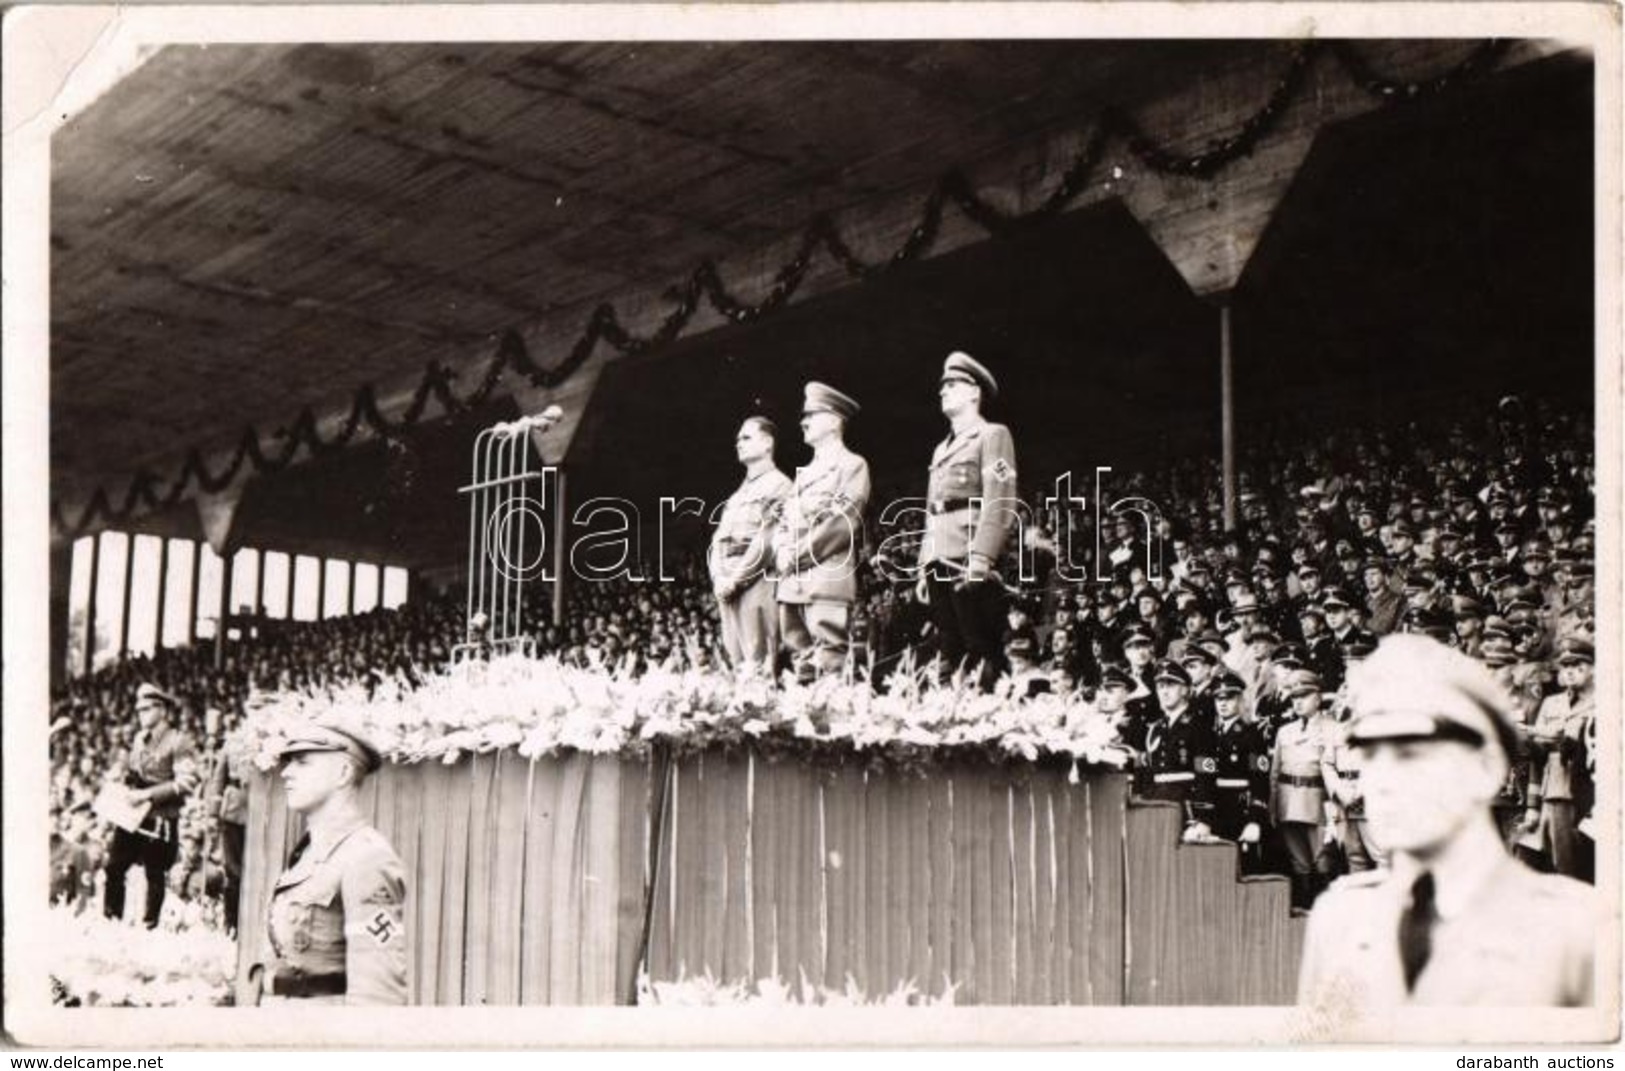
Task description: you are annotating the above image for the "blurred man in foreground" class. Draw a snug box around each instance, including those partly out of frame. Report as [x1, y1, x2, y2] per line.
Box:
[1297, 635, 1595, 1007]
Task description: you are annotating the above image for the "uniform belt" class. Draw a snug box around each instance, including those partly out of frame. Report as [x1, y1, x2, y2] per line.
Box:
[928, 498, 973, 515]
[1278, 773, 1322, 788]
[270, 971, 347, 998]
[1214, 777, 1251, 789]
[1152, 772, 1195, 783]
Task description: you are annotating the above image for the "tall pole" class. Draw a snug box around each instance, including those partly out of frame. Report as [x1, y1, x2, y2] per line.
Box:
[154, 536, 170, 650]
[1220, 301, 1237, 533]
[188, 539, 202, 646]
[215, 552, 233, 669]
[117, 533, 136, 660]
[82, 534, 102, 677]
[284, 554, 296, 620]
[552, 467, 568, 628]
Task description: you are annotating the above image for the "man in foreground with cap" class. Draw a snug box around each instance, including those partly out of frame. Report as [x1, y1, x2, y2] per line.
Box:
[251, 720, 408, 1005]
[916, 351, 1019, 689]
[102, 682, 196, 929]
[1297, 634, 1596, 1007]
[774, 382, 872, 681]
[709, 415, 794, 675]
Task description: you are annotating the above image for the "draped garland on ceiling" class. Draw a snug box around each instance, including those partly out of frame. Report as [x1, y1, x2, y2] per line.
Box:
[54, 39, 1510, 538]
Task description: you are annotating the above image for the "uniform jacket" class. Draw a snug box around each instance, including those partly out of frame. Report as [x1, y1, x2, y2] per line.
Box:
[1529, 688, 1594, 804]
[262, 817, 409, 1005]
[1320, 718, 1367, 817]
[774, 445, 872, 605]
[919, 419, 1019, 568]
[125, 724, 195, 822]
[1304, 632, 1345, 691]
[205, 739, 249, 826]
[1211, 715, 1272, 827]
[1365, 586, 1404, 636]
[1132, 707, 1216, 824]
[708, 467, 793, 594]
[1272, 715, 1332, 824]
[1297, 858, 1596, 1007]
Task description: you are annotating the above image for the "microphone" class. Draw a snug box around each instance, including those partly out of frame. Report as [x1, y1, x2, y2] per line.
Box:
[497, 406, 565, 435]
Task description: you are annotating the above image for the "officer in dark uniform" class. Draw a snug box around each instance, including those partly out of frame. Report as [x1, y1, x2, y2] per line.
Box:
[252, 721, 408, 1005]
[917, 351, 1019, 688]
[1131, 660, 1216, 838]
[1209, 671, 1272, 873]
[1298, 601, 1346, 691]
[102, 683, 196, 928]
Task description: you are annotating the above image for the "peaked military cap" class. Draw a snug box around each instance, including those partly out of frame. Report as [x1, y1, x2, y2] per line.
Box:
[1098, 664, 1136, 690]
[1554, 636, 1594, 665]
[941, 351, 998, 399]
[1153, 659, 1192, 686]
[1285, 668, 1324, 697]
[802, 381, 860, 420]
[135, 683, 180, 709]
[1347, 635, 1518, 758]
[277, 720, 383, 774]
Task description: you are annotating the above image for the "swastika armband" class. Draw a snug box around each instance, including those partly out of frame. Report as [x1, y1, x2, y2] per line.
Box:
[366, 910, 398, 946]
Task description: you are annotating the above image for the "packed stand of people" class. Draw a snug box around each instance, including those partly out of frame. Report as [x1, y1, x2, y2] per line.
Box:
[865, 394, 1596, 908]
[46, 562, 727, 933]
[50, 390, 1595, 937]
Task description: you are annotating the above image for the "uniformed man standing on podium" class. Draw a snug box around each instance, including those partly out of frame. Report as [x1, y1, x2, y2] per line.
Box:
[917, 351, 1019, 688]
[774, 382, 872, 682]
[709, 416, 794, 674]
[1297, 635, 1597, 1008]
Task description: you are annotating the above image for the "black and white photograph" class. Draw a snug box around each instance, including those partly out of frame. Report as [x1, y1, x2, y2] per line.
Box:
[3, 2, 1619, 1052]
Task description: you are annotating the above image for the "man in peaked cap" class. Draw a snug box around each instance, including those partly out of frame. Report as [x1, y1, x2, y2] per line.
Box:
[1130, 660, 1217, 840]
[1522, 635, 1595, 880]
[774, 382, 872, 682]
[1272, 668, 1336, 910]
[1209, 670, 1272, 872]
[252, 719, 407, 1005]
[917, 351, 1019, 689]
[102, 683, 195, 929]
[1298, 635, 1596, 1008]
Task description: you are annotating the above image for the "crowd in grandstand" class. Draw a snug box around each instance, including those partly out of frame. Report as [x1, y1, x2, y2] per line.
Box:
[50, 394, 1596, 932]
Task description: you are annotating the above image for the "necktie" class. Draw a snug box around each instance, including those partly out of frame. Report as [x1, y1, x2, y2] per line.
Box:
[1398, 871, 1436, 992]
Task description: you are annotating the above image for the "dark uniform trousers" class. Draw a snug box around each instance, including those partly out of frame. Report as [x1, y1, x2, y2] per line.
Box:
[104, 724, 193, 928]
[918, 420, 1018, 689]
[1211, 716, 1272, 874]
[925, 568, 1007, 685]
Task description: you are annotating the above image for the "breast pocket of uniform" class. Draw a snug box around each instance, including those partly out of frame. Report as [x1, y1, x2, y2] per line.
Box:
[950, 461, 977, 492]
[283, 873, 344, 953]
